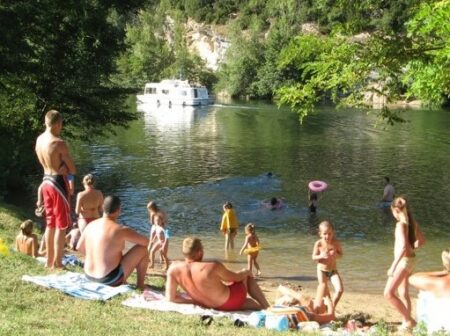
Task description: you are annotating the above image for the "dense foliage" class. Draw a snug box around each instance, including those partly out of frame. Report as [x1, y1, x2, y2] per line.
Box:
[0, 0, 142, 193]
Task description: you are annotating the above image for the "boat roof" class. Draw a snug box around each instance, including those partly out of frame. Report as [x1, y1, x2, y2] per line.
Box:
[144, 79, 206, 89]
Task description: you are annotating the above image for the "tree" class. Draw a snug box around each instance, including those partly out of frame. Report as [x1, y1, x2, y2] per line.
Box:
[0, 0, 140, 194]
[276, 0, 450, 123]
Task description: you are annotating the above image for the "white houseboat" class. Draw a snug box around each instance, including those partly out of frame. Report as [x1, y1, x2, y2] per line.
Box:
[136, 79, 210, 107]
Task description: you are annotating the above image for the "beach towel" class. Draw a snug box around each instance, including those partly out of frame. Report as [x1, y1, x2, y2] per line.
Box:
[36, 254, 84, 267]
[22, 271, 132, 300]
[122, 288, 251, 322]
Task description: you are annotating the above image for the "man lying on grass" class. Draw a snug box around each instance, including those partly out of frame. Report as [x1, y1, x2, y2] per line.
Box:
[166, 237, 269, 311]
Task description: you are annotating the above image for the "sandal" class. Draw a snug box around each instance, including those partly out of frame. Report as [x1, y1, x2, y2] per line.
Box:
[200, 315, 213, 326]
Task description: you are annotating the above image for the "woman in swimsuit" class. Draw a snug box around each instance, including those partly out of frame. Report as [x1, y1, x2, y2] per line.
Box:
[75, 174, 104, 232]
[384, 196, 425, 331]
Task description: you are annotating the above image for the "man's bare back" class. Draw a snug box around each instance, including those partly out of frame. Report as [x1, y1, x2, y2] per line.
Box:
[79, 217, 126, 277]
[168, 261, 232, 307]
[76, 196, 149, 289]
[166, 237, 269, 310]
[35, 131, 75, 176]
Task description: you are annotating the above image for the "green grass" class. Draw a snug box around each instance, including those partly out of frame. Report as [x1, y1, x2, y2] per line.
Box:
[0, 201, 294, 336]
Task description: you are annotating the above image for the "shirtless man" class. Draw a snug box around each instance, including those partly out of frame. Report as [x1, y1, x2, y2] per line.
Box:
[76, 196, 149, 289]
[382, 176, 395, 203]
[75, 174, 104, 232]
[35, 110, 76, 268]
[409, 248, 450, 297]
[166, 237, 269, 311]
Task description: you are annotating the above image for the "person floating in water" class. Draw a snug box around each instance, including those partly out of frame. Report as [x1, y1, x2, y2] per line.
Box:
[262, 197, 285, 210]
[239, 223, 261, 276]
[220, 201, 238, 250]
[312, 220, 344, 310]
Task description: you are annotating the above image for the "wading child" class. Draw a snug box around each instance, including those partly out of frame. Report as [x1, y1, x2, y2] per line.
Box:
[148, 213, 170, 270]
[15, 220, 39, 257]
[220, 201, 238, 250]
[308, 190, 321, 214]
[239, 223, 261, 276]
[312, 221, 344, 310]
[384, 196, 425, 331]
[147, 201, 168, 261]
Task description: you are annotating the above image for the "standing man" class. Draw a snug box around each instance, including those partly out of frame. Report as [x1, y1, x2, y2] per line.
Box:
[77, 196, 149, 289]
[382, 176, 395, 203]
[35, 110, 76, 268]
[166, 237, 269, 310]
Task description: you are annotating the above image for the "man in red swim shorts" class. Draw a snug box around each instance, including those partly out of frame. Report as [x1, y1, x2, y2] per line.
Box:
[166, 237, 269, 311]
[35, 110, 76, 268]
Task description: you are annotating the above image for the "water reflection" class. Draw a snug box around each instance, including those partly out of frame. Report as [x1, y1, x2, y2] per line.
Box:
[138, 103, 209, 132]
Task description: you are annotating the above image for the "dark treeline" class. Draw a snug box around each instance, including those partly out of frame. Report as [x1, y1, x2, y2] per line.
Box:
[1, 0, 449, 196]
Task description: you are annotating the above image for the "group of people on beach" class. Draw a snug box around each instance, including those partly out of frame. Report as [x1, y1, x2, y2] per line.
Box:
[14, 109, 450, 329]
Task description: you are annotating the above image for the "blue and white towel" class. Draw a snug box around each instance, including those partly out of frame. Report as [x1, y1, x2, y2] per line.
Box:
[22, 271, 132, 300]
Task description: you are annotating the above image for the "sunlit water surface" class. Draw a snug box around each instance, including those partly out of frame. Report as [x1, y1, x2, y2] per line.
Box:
[71, 101, 450, 294]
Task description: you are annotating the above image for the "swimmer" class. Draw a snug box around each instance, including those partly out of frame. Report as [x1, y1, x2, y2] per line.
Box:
[262, 197, 285, 210]
[220, 201, 238, 250]
[148, 213, 170, 270]
[146, 200, 169, 261]
[308, 190, 323, 214]
[75, 174, 104, 232]
[312, 221, 344, 310]
[239, 223, 261, 276]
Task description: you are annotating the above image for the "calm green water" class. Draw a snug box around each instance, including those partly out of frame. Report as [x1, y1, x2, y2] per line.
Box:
[72, 101, 450, 294]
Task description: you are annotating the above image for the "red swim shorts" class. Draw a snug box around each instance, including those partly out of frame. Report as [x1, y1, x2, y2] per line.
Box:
[217, 281, 247, 311]
[42, 176, 71, 230]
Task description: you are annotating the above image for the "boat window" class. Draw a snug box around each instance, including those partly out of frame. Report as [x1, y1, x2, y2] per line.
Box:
[193, 89, 198, 98]
[162, 89, 169, 95]
[145, 87, 157, 94]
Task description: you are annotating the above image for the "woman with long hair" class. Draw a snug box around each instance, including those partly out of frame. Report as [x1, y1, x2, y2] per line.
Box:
[384, 196, 425, 330]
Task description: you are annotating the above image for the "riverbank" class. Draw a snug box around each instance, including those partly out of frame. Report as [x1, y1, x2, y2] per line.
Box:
[0, 201, 420, 335]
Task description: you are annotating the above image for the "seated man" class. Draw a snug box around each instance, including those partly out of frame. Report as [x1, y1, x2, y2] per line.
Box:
[77, 196, 149, 289]
[166, 237, 269, 311]
[409, 248, 450, 297]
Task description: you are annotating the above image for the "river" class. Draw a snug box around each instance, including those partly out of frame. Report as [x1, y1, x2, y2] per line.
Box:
[71, 100, 450, 294]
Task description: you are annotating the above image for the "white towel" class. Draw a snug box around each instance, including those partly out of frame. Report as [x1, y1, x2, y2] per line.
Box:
[22, 271, 132, 301]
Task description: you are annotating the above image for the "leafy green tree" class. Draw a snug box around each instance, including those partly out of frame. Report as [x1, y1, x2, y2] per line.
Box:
[115, 9, 174, 88]
[0, 0, 141, 194]
[276, 0, 450, 123]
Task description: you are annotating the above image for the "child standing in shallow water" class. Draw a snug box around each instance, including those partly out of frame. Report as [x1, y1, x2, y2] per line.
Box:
[220, 201, 238, 250]
[312, 221, 344, 310]
[148, 213, 170, 270]
[239, 223, 261, 276]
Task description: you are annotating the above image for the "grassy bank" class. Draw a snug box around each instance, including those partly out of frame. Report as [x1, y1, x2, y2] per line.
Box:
[0, 202, 286, 336]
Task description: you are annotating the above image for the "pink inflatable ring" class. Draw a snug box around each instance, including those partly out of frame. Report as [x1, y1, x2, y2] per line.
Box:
[308, 180, 328, 192]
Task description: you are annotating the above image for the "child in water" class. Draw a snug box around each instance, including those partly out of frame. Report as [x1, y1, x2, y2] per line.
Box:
[239, 223, 261, 276]
[312, 221, 344, 310]
[220, 201, 238, 250]
[308, 190, 319, 214]
[148, 213, 170, 270]
[15, 220, 39, 257]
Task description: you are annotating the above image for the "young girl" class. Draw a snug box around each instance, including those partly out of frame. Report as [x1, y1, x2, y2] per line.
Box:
[312, 221, 344, 310]
[15, 220, 39, 257]
[75, 174, 104, 232]
[147, 201, 169, 260]
[239, 223, 261, 276]
[220, 201, 238, 250]
[384, 196, 425, 330]
[308, 190, 321, 214]
[148, 213, 170, 270]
